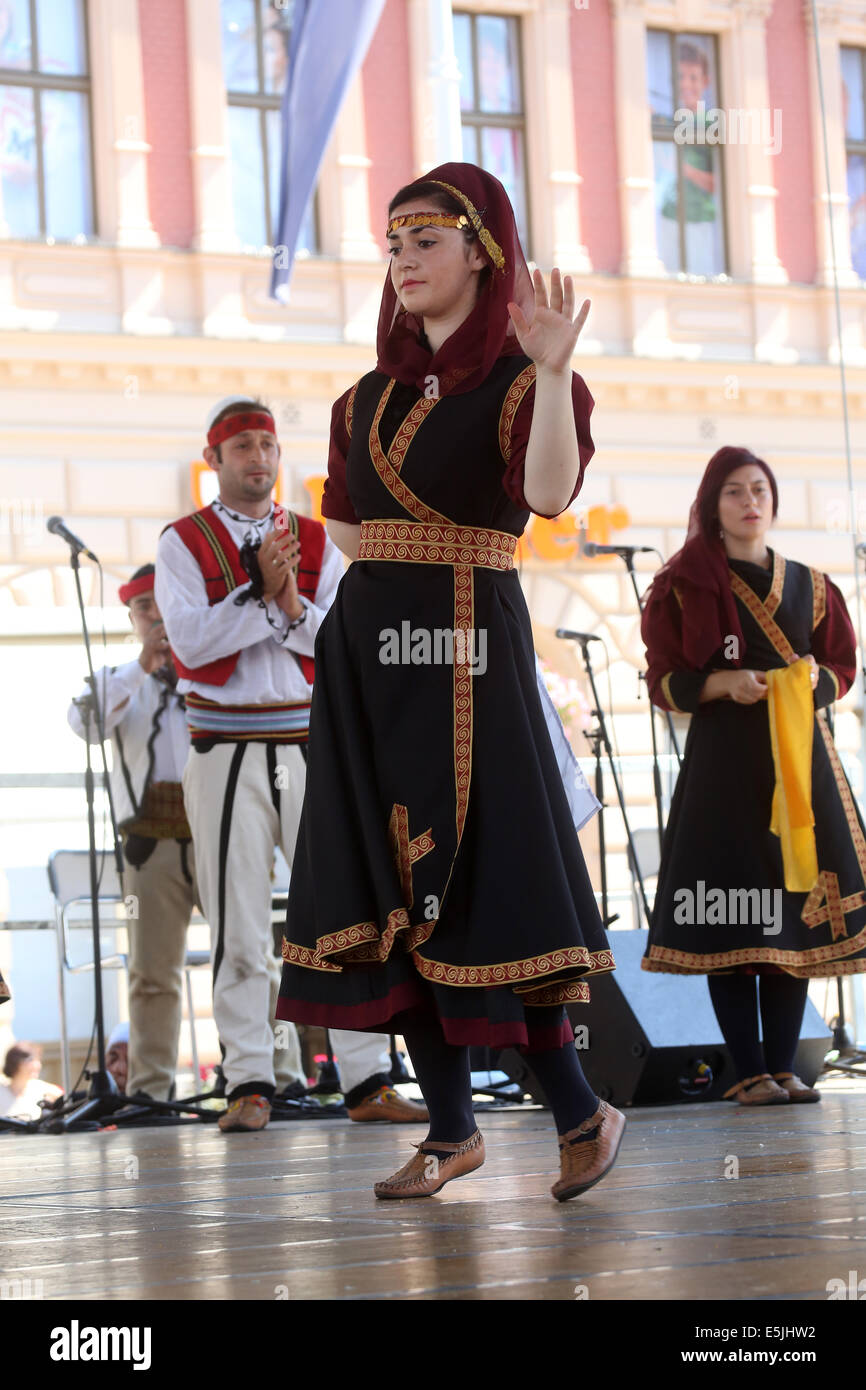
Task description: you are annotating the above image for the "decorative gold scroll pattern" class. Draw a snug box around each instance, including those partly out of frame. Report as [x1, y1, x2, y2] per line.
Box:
[498, 363, 536, 462]
[388, 803, 435, 910]
[358, 519, 516, 570]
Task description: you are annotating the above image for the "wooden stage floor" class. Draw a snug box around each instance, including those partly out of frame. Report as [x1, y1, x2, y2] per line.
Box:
[2, 1083, 865, 1302]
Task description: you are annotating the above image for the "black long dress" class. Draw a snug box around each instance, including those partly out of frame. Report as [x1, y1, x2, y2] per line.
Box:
[642, 551, 866, 977]
[276, 354, 614, 1051]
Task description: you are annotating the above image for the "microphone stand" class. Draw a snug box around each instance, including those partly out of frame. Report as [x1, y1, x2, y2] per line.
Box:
[44, 543, 207, 1131]
[561, 632, 652, 928]
[45, 544, 125, 1131]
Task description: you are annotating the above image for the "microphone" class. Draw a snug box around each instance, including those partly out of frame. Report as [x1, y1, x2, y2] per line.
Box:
[46, 516, 99, 562]
[556, 628, 603, 644]
[581, 540, 656, 558]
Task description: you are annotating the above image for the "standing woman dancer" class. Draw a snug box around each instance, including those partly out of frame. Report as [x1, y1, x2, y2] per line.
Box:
[277, 163, 624, 1200]
[641, 448, 864, 1105]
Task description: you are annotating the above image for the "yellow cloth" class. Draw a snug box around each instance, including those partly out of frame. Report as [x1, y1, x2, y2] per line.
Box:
[766, 660, 818, 892]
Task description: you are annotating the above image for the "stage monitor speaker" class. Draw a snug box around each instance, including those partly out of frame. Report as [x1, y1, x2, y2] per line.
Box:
[498, 929, 832, 1107]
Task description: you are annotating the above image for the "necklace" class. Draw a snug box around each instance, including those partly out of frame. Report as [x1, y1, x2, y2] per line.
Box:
[214, 497, 274, 544]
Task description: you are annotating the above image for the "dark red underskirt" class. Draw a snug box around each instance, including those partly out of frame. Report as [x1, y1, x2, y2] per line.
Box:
[275, 980, 574, 1054]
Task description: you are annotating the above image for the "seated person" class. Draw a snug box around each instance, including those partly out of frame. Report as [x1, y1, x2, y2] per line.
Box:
[0, 1042, 63, 1120]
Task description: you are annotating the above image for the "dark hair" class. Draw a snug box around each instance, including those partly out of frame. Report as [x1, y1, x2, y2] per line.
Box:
[209, 396, 273, 462]
[130, 564, 155, 583]
[387, 180, 492, 292]
[4, 1042, 39, 1078]
[697, 446, 778, 541]
[677, 41, 709, 75]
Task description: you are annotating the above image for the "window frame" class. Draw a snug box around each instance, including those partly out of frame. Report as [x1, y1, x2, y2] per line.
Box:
[0, 0, 97, 241]
[841, 44, 866, 282]
[222, 0, 318, 252]
[453, 8, 530, 256]
[648, 27, 728, 278]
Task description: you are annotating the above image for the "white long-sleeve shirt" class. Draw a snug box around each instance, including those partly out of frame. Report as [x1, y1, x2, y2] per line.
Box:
[68, 660, 189, 824]
[154, 501, 344, 705]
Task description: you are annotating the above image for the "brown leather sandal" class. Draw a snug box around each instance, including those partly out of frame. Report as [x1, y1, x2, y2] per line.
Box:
[373, 1129, 485, 1199]
[723, 1072, 790, 1105]
[772, 1072, 821, 1103]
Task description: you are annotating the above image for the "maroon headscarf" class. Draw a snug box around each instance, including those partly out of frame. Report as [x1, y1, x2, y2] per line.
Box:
[642, 447, 779, 671]
[375, 162, 537, 397]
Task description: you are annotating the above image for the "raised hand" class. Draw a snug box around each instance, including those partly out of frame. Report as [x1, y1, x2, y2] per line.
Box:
[506, 268, 590, 375]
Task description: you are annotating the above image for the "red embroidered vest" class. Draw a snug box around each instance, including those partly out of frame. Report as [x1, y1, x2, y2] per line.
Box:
[169, 503, 326, 686]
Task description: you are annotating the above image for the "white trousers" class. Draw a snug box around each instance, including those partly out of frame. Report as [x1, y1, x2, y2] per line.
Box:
[182, 741, 390, 1097]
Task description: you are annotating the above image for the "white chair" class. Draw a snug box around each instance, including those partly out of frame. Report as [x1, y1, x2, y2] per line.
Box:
[627, 827, 662, 930]
[47, 850, 208, 1095]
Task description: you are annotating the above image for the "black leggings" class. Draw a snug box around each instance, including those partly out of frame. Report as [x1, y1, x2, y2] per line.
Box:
[707, 973, 810, 1080]
[399, 1016, 600, 1144]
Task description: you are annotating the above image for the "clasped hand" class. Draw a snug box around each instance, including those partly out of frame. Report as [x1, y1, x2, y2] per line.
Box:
[721, 655, 818, 704]
[258, 529, 302, 616]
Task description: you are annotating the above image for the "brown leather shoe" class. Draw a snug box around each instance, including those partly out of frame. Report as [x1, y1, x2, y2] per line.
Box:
[551, 1101, 627, 1202]
[773, 1072, 821, 1103]
[373, 1129, 485, 1199]
[218, 1094, 271, 1132]
[347, 1084, 429, 1124]
[723, 1073, 790, 1105]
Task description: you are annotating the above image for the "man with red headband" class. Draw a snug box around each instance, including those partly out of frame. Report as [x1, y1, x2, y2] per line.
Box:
[68, 564, 196, 1102]
[155, 397, 427, 1132]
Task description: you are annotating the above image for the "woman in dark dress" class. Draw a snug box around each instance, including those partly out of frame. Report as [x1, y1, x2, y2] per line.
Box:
[277, 163, 625, 1200]
[641, 447, 863, 1105]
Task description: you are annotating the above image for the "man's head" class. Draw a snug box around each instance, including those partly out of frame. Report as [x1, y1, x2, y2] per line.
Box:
[119, 564, 161, 641]
[203, 396, 280, 510]
[106, 1021, 129, 1093]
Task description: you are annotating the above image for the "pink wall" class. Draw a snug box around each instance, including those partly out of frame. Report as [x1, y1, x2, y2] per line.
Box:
[138, 0, 195, 249]
[767, 0, 816, 283]
[362, 0, 415, 247]
[571, 2, 621, 273]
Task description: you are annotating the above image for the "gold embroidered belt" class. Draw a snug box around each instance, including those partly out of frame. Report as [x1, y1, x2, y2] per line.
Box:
[358, 520, 516, 571]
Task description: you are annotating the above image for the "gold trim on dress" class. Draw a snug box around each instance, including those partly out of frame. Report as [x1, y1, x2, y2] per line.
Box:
[369, 379, 448, 523]
[358, 519, 517, 570]
[660, 671, 688, 714]
[388, 803, 434, 910]
[765, 552, 786, 616]
[821, 666, 840, 701]
[281, 937, 343, 973]
[642, 925, 866, 977]
[411, 945, 615, 989]
[345, 382, 358, 440]
[811, 568, 826, 629]
[521, 980, 592, 1006]
[729, 569, 799, 664]
[498, 363, 536, 462]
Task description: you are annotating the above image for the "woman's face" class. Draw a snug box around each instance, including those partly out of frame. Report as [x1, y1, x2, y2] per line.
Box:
[717, 464, 774, 543]
[387, 198, 486, 320]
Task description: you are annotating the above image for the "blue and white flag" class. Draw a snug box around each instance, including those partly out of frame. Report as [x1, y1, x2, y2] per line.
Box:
[270, 0, 386, 301]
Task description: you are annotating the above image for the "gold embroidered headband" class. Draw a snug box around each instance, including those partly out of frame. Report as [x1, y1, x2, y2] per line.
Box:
[387, 185, 506, 274]
[429, 180, 506, 272]
[387, 211, 471, 235]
